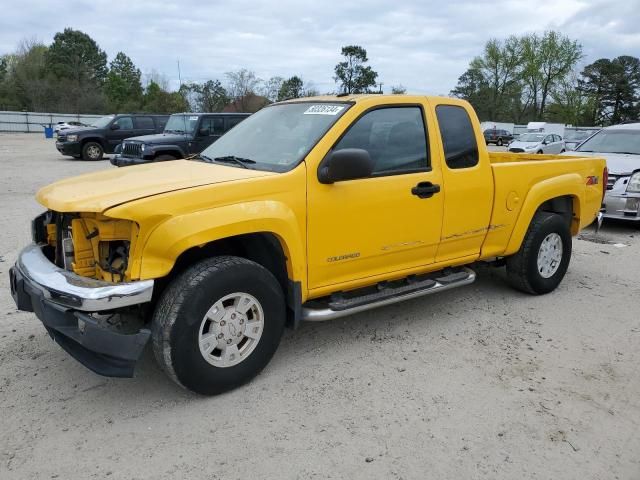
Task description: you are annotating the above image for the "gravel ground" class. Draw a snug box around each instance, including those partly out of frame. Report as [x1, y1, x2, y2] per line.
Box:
[1, 133, 639, 480]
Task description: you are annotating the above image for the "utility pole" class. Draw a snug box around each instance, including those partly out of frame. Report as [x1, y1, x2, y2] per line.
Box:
[177, 59, 182, 90]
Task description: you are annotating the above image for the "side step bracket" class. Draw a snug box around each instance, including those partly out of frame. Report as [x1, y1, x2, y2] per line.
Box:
[302, 267, 476, 322]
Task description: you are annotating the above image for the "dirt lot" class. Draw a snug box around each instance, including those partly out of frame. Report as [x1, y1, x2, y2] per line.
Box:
[1, 133, 639, 479]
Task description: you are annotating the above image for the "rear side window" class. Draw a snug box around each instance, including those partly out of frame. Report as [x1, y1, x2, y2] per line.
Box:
[135, 117, 154, 129]
[334, 106, 428, 175]
[201, 117, 225, 135]
[226, 117, 244, 130]
[436, 105, 478, 169]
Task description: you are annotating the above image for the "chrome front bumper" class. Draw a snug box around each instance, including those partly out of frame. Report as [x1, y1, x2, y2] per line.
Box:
[9, 244, 154, 377]
[12, 244, 153, 311]
[602, 193, 640, 222]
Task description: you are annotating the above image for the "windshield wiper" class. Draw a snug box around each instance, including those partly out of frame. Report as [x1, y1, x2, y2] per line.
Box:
[212, 156, 257, 169]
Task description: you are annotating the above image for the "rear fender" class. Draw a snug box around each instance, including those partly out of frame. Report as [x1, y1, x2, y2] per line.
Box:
[504, 174, 583, 256]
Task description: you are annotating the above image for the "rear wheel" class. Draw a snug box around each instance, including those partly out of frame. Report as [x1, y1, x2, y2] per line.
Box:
[537, 150, 543, 154]
[506, 211, 572, 294]
[497, 138, 503, 146]
[151, 256, 286, 395]
[82, 142, 103, 161]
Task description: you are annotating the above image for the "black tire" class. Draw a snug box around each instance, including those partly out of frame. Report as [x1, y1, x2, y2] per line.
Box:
[497, 138, 503, 146]
[82, 141, 103, 161]
[151, 256, 286, 395]
[506, 211, 572, 295]
[560, 149, 566, 153]
[537, 150, 543, 154]
[154, 154, 177, 161]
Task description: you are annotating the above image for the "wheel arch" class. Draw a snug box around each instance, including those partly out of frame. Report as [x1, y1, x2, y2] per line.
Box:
[80, 137, 106, 149]
[504, 174, 583, 256]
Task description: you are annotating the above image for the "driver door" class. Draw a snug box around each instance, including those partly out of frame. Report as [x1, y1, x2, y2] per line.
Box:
[307, 105, 444, 291]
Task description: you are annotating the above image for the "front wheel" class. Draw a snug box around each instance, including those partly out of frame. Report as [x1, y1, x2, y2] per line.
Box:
[497, 138, 503, 146]
[151, 256, 286, 395]
[82, 142, 104, 161]
[506, 212, 572, 294]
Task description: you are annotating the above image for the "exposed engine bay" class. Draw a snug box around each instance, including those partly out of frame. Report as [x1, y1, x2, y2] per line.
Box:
[32, 211, 136, 282]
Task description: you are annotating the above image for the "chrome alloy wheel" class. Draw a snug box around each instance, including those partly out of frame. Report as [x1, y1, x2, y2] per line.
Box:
[86, 145, 101, 159]
[198, 292, 264, 368]
[537, 233, 563, 278]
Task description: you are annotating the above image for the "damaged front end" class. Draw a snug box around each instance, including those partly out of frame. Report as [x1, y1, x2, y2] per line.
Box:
[9, 211, 154, 377]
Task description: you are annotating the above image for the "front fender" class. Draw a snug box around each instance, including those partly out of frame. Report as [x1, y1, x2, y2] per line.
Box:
[147, 144, 187, 158]
[504, 173, 583, 256]
[138, 200, 306, 286]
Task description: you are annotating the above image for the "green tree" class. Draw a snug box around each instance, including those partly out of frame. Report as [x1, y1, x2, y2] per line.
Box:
[450, 68, 493, 120]
[277, 76, 304, 101]
[45, 28, 108, 85]
[182, 80, 229, 112]
[580, 56, 640, 125]
[334, 45, 378, 94]
[391, 85, 407, 94]
[469, 36, 522, 121]
[143, 80, 188, 114]
[105, 52, 142, 111]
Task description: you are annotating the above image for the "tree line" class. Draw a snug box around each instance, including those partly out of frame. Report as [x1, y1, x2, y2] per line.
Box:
[450, 31, 640, 126]
[0, 28, 389, 115]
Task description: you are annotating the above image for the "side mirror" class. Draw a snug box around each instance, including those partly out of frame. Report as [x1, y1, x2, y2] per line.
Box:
[198, 128, 210, 136]
[110, 124, 120, 130]
[318, 148, 374, 184]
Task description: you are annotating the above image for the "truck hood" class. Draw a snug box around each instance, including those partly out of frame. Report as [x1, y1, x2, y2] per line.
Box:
[124, 133, 188, 144]
[36, 160, 275, 212]
[561, 151, 640, 175]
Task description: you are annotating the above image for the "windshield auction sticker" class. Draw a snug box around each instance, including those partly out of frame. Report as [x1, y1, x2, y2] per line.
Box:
[303, 105, 345, 115]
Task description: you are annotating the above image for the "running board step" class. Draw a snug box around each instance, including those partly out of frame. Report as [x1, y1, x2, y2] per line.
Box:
[302, 267, 476, 322]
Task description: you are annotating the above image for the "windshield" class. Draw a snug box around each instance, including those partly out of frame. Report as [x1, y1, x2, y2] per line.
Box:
[565, 130, 593, 142]
[199, 102, 351, 172]
[576, 129, 640, 155]
[518, 133, 545, 142]
[90, 116, 114, 128]
[164, 115, 199, 134]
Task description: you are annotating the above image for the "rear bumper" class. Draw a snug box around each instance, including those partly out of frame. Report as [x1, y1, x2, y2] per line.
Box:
[8, 244, 154, 377]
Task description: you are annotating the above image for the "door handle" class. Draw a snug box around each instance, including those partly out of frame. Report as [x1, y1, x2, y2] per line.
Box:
[411, 182, 440, 199]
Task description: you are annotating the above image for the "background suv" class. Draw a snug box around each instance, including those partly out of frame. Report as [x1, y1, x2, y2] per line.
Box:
[483, 128, 514, 146]
[55, 114, 168, 160]
[111, 113, 250, 167]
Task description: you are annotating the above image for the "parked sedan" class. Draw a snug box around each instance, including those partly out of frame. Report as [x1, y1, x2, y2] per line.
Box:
[566, 123, 640, 223]
[483, 128, 513, 146]
[54, 121, 87, 134]
[508, 133, 565, 154]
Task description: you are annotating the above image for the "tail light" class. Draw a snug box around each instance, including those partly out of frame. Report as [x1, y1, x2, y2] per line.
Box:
[602, 167, 608, 200]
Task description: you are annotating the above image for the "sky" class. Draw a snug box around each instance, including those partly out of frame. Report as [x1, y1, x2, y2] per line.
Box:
[1, 0, 639, 95]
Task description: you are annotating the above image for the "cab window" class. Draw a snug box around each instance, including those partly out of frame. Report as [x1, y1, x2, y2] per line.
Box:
[114, 117, 133, 130]
[334, 106, 429, 175]
[436, 105, 478, 169]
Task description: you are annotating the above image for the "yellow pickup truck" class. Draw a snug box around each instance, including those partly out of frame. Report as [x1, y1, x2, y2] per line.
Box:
[9, 95, 606, 394]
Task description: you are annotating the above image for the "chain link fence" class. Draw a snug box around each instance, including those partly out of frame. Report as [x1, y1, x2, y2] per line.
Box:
[0, 110, 105, 133]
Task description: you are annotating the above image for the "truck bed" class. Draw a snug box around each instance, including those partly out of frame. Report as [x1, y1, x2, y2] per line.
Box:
[482, 151, 606, 258]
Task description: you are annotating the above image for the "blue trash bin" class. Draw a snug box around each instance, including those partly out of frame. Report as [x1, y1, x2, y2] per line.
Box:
[44, 125, 54, 139]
